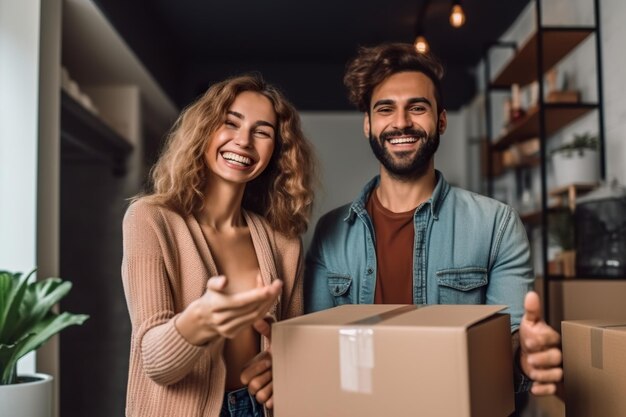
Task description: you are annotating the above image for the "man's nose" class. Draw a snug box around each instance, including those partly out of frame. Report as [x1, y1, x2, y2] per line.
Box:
[392, 111, 412, 130]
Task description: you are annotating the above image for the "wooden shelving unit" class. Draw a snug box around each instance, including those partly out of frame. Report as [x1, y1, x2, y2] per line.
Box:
[484, 0, 607, 321]
[492, 103, 598, 150]
[491, 28, 594, 88]
[549, 183, 598, 211]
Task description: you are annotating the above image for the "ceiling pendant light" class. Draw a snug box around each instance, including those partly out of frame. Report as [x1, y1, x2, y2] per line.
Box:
[414, 35, 430, 54]
[449, 1, 466, 28]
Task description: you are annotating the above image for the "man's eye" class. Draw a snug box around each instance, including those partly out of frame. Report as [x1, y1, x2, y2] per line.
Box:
[410, 106, 426, 112]
[377, 108, 393, 114]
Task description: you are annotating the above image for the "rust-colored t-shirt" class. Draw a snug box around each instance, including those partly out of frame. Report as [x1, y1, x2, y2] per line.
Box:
[366, 189, 415, 304]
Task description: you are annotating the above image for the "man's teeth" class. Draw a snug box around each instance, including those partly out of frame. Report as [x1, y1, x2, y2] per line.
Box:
[388, 137, 418, 144]
[222, 152, 252, 166]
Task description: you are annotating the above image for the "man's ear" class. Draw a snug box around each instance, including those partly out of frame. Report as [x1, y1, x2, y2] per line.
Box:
[438, 110, 447, 135]
[363, 113, 371, 139]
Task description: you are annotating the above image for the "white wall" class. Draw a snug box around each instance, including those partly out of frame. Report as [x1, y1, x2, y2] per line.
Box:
[436, 111, 467, 188]
[0, 0, 42, 375]
[300, 112, 378, 247]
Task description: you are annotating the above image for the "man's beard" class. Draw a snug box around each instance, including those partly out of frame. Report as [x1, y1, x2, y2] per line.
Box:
[368, 124, 440, 180]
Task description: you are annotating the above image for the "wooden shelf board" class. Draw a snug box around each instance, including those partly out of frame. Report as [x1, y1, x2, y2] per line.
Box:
[548, 183, 598, 197]
[520, 205, 567, 225]
[520, 210, 543, 225]
[544, 275, 626, 281]
[492, 27, 595, 88]
[492, 103, 597, 150]
[491, 155, 540, 178]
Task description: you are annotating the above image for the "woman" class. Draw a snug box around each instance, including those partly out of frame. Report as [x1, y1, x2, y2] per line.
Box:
[121, 74, 315, 417]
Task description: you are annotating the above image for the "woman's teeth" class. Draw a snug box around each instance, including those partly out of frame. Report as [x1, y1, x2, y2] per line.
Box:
[222, 151, 252, 166]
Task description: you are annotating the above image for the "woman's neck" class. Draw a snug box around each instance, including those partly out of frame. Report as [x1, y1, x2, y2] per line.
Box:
[198, 176, 247, 231]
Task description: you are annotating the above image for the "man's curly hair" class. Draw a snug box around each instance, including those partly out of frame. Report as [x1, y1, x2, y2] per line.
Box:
[343, 43, 445, 114]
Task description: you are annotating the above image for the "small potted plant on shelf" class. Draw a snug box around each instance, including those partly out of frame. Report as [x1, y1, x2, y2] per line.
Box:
[0, 269, 89, 417]
[551, 132, 600, 188]
[548, 211, 576, 277]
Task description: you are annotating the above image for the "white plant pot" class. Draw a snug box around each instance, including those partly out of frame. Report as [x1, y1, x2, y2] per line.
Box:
[0, 373, 53, 417]
[552, 149, 599, 188]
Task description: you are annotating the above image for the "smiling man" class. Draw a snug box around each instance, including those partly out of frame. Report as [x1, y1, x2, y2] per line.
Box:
[304, 43, 563, 400]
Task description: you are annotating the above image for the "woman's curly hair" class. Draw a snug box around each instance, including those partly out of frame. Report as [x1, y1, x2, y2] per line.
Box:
[343, 43, 445, 114]
[142, 74, 316, 238]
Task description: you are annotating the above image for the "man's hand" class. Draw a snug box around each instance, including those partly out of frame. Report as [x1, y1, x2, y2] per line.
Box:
[241, 318, 274, 408]
[519, 291, 563, 396]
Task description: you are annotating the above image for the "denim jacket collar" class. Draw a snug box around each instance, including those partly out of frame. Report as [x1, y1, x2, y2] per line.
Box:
[344, 170, 451, 222]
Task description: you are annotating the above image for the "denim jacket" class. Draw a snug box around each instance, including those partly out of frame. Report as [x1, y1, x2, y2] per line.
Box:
[304, 171, 534, 333]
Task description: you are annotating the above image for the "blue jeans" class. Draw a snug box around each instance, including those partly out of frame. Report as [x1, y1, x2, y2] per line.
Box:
[220, 387, 263, 417]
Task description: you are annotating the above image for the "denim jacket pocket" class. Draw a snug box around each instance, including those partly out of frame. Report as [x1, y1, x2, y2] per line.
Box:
[436, 267, 488, 304]
[327, 273, 352, 306]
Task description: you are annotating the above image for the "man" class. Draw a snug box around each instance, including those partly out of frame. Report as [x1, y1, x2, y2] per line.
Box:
[304, 43, 562, 397]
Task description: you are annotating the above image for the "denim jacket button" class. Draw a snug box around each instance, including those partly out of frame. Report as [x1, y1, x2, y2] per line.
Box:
[334, 285, 340, 294]
[366, 268, 373, 275]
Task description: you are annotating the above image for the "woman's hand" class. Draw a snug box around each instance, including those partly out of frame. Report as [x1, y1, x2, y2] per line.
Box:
[175, 275, 282, 345]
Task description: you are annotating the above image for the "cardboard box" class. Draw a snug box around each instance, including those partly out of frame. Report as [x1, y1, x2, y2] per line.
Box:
[273, 304, 514, 417]
[562, 320, 626, 417]
[541, 279, 626, 331]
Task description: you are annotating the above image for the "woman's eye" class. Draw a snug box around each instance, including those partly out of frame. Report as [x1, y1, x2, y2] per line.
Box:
[255, 130, 271, 138]
[225, 120, 237, 127]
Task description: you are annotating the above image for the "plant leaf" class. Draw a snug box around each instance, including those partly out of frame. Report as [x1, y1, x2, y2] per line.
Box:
[12, 312, 89, 363]
[13, 279, 72, 340]
[0, 270, 34, 343]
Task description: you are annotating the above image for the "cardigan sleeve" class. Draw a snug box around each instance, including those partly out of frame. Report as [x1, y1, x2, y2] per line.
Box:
[121, 201, 206, 386]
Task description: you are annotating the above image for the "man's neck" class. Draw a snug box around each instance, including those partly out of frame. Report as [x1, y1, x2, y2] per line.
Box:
[376, 166, 437, 213]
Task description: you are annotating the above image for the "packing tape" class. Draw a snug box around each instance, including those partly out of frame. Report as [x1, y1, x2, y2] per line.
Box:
[590, 324, 626, 370]
[338, 305, 419, 393]
[339, 328, 374, 393]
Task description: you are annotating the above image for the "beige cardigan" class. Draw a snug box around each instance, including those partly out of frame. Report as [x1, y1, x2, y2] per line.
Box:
[121, 199, 303, 417]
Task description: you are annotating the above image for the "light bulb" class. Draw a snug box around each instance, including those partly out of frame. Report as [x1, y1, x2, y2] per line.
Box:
[414, 35, 429, 54]
[450, 4, 466, 28]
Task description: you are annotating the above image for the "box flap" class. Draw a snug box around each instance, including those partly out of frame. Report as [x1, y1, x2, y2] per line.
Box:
[275, 304, 413, 327]
[383, 305, 508, 328]
[563, 319, 626, 332]
[275, 304, 507, 329]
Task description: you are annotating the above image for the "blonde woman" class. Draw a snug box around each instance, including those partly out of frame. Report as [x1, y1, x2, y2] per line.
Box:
[121, 74, 315, 417]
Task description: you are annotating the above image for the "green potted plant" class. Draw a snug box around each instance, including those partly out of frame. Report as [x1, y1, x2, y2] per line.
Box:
[548, 211, 576, 277]
[0, 269, 88, 417]
[551, 132, 600, 187]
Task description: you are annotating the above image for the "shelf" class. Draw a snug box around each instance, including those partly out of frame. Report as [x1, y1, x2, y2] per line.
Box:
[548, 183, 598, 197]
[492, 103, 598, 150]
[549, 183, 598, 211]
[520, 204, 567, 226]
[61, 91, 133, 175]
[491, 27, 595, 88]
[520, 210, 543, 225]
